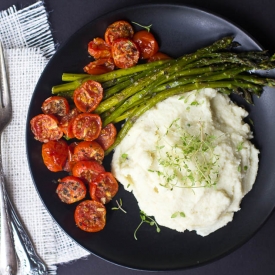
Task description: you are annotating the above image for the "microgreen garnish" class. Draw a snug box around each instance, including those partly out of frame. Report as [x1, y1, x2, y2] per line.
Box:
[237, 141, 244, 151]
[111, 199, 127, 213]
[190, 101, 200, 106]
[249, 118, 254, 126]
[121, 153, 128, 159]
[131, 21, 152, 32]
[134, 211, 161, 240]
[150, 120, 220, 189]
[171, 211, 186, 218]
[120, 153, 128, 164]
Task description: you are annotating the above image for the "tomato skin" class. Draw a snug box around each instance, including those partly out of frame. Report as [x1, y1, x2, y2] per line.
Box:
[95, 123, 117, 151]
[133, 30, 159, 59]
[73, 80, 103, 113]
[88, 37, 112, 59]
[72, 113, 102, 141]
[74, 200, 106, 232]
[30, 114, 63, 143]
[59, 108, 81, 139]
[63, 142, 78, 172]
[83, 58, 115, 75]
[112, 38, 140, 69]
[90, 172, 119, 204]
[73, 141, 104, 164]
[41, 96, 70, 117]
[56, 176, 86, 204]
[72, 160, 105, 183]
[148, 52, 172, 62]
[41, 139, 68, 172]
[105, 20, 134, 45]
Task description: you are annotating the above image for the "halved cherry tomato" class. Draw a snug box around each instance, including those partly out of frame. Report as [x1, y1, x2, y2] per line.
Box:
[133, 30, 159, 59]
[83, 58, 115, 75]
[59, 108, 81, 139]
[90, 172, 118, 204]
[72, 113, 102, 141]
[112, 38, 140, 69]
[73, 80, 103, 113]
[72, 160, 105, 183]
[95, 123, 117, 150]
[41, 96, 70, 117]
[56, 176, 86, 204]
[42, 139, 68, 172]
[148, 52, 172, 63]
[88, 37, 112, 59]
[30, 114, 63, 143]
[73, 141, 104, 164]
[74, 200, 106, 232]
[105, 20, 134, 45]
[63, 142, 78, 172]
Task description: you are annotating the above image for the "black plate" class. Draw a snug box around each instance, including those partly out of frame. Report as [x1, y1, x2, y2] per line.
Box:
[26, 4, 275, 271]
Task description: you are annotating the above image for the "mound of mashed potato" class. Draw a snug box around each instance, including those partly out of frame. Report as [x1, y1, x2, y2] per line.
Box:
[111, 88, 259, 236]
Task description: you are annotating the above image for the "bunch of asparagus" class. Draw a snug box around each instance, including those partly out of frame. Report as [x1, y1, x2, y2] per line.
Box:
[52, 36, 275, 154]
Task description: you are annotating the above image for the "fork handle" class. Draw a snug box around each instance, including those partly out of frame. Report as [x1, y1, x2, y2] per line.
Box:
[0, 172, 17, 275]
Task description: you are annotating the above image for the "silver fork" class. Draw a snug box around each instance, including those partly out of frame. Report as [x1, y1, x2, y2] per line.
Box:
[0, 42, 48, 275]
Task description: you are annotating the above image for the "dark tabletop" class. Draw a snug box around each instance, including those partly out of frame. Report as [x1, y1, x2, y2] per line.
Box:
[1, 0, 275, 274]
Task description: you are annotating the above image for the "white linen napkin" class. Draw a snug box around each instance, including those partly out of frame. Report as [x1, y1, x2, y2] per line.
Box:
[0, 2, 89, 274]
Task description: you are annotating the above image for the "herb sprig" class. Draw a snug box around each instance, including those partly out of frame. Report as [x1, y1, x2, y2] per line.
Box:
[131, 21, 152, 32]
[150, 119, 220, 189]
[134, 211, 161, 240]
[111, 199, 127, 213]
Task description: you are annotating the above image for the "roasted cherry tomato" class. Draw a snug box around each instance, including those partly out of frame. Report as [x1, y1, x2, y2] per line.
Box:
[104, 20, 134, 45]
[72, 160, 105, 183]
[148, 52, 172, 62]
[133, 30, 159, 59]
[74, 200, 106, 232]
[41, 96, 70, 117]
[30, 114, 63, 143]
[56, 176, 87, 204]
[88, 37, 112, 59]
[73, 80, 103, 113]
[41, 139, 68, 172]
[83, 58, 115, 75]
[59, 108, 81, 139]
[72, 113, 102, 141]
[73, 141, 104, 164]
[95, 123, 117, 151]
[112, 38, 140, 69]
[90, 172, 119, 204]
[63, 142, 78, 172]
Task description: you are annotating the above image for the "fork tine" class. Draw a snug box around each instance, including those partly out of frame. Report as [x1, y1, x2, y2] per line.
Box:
[0, 41, 10, 109]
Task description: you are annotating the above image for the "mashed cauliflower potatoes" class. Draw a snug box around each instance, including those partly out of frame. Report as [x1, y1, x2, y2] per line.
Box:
[111, 88, 259, 236]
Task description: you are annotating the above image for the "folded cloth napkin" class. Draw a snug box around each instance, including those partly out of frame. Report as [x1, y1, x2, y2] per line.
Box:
[0, 2, 89, 274]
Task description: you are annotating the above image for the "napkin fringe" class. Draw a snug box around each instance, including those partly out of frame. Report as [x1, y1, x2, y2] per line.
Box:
[0, 1, 55, 59]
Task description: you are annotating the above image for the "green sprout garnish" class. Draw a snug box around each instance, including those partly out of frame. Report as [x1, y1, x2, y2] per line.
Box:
[134, 211, 161, 240]
[131, 21, 152, 32]
[171, 211, 186, 218]
[111, 199, 127, 213]
[120, 153, 128, 164]
[237, 141, 244, 151]
[149, 120, 220, 189]
[121, 153, 128, 159]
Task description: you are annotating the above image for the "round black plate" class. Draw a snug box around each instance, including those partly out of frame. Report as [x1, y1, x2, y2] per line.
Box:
[26, 4, 275, 271]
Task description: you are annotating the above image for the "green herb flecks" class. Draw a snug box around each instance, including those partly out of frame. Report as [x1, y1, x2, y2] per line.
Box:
[171, 211, 186, 218]
[237, 141, 244, 151]
[131, 21, 152, 32]
[120, 153, 129, 164]
[111, 199, 127, 213]
[134, 211, 161, 240]
[150, 120, 220, 190]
